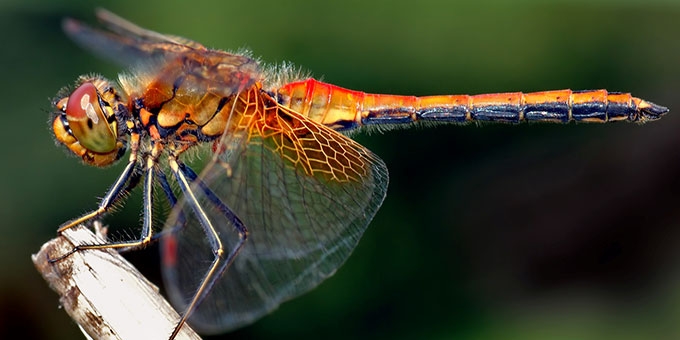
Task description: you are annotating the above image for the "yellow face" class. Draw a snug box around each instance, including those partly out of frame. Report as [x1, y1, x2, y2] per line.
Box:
[52, 76, 127, 167]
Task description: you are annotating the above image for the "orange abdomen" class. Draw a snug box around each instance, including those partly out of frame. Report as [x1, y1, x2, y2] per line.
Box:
[277, 79, 668, 130]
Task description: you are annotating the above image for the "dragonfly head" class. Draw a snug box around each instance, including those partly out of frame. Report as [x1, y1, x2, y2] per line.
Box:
[51, 76, 128, 167]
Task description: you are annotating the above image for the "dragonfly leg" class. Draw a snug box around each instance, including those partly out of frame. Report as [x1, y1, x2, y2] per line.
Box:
[140, 168, 192, 253]
[167, 156, 248, 340]
[56, 160, 138, 233]
[146, 169, 186, 244]
[57, 132, 142, 233]
[50, 141, 163, 262]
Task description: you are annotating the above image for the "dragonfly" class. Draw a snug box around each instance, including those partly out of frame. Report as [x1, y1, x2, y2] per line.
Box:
[49, 8, 669, 339]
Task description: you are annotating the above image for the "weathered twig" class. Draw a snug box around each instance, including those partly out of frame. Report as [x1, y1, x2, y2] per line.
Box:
[32, 225, 201, 340]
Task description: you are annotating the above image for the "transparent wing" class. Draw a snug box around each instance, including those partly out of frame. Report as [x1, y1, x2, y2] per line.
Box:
[161, 93, 389, 334]
[62, 9, 202, 66]
[64, 9, 261, 101]
[94, 8, 207, 50]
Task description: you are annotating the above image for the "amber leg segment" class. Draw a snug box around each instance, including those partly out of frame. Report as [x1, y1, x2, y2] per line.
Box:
[277, 79, 668, 130]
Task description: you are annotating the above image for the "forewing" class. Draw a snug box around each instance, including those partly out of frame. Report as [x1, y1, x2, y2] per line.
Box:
[65, 10, 261, 101]
[63, 9, 210, 67]
[94, 8, 207, 50]
[161, 101, 389, 333]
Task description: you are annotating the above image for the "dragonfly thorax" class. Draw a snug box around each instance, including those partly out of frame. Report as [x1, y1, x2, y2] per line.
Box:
[52, 76, 128, 167]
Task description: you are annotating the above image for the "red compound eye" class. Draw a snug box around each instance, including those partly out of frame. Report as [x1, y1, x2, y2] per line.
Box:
[64, 83, 117, 153]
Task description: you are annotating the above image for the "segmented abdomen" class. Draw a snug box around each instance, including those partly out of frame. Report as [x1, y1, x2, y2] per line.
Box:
[277, 79, 667, 131]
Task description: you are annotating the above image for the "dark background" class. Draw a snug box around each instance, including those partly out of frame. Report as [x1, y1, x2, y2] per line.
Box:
[2, 0, 679, 339]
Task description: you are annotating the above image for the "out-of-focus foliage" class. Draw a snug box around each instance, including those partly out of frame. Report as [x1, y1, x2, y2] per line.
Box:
[1, 1, 678, 339]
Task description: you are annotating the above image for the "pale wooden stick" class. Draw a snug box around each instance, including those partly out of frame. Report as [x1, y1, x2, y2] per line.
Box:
[32, 225, 201, 340]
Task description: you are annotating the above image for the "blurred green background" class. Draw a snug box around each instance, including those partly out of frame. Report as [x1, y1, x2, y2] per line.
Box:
[2, 0, 679, 339]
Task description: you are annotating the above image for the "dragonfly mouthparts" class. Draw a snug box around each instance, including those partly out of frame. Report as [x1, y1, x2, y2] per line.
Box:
[637, 99, 669, 122]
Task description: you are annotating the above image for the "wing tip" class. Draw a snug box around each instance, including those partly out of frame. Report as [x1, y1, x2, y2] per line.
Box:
[94, 7, 119, 24]
[61, 17, 80, 35]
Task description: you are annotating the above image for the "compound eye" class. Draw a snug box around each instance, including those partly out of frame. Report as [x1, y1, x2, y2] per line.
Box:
[65, 82, 117, 153]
